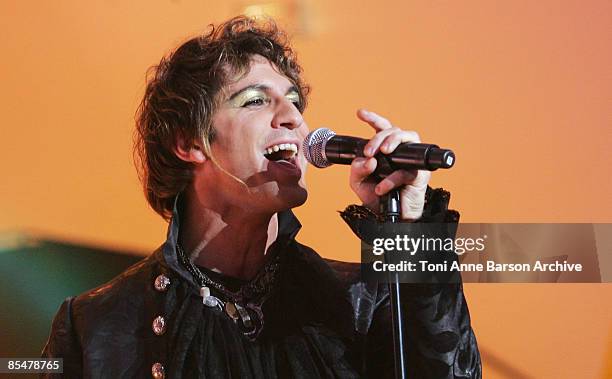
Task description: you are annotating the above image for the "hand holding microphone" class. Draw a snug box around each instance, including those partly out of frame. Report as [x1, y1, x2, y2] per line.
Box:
[302, 109, 454, 221]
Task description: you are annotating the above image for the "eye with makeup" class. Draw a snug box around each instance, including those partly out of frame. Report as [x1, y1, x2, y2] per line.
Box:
[286, 91, 302, 111]
[229, 86, 303, 111]
[243, 97, 267, 107]
[241, 91, 270, 108]
[228, 88, 268, 108]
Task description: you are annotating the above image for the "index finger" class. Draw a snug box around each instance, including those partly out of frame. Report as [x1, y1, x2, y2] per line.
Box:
[357, 109, 393, 131]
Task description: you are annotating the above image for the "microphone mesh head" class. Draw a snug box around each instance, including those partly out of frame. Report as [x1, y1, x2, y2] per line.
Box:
[302, 128, 336, 168]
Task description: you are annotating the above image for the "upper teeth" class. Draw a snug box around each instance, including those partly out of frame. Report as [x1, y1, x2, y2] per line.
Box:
[264, 143, 298, 155]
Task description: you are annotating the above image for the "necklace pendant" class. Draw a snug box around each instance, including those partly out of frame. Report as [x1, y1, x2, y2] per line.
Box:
[200, 286, 210, 300]
[235, 303, 254, 330]
[224, 302, 240, 321]
[200, 286, 223, 309]
[200, 286, 215, 306]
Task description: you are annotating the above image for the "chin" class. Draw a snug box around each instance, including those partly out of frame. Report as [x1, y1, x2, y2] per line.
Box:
[284, 187, 308, 209]
[256, 182, 308, 213]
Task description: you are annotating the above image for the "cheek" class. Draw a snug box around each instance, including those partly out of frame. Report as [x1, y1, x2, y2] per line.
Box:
[298, 124, 310, 138]
[210, 132, 264, 176]
[212, 140, 257, 167]
[211, 118, 255, 156]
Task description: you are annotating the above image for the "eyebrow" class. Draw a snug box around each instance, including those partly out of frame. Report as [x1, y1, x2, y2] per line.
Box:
[227, 84, 300, 101]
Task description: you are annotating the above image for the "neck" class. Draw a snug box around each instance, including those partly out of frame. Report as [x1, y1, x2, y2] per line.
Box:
[178, 186, 279, 281]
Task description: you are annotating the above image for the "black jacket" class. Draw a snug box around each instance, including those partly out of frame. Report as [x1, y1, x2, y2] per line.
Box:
[42, 189, 481, 378]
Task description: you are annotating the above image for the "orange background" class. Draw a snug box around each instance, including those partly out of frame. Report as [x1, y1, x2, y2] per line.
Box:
[1, 1, 611, 378]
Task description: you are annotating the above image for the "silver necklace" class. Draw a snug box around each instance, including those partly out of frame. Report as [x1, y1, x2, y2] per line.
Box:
[176, 244, 280, 340]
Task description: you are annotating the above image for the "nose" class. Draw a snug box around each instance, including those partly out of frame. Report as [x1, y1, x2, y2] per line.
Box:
[271, 97, 304, 130]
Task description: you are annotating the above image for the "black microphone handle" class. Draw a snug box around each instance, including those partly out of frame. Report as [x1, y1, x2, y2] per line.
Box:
[324, 135, 455, 176]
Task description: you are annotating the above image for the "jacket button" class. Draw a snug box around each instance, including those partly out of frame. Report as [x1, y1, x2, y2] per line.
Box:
[151, 362, 165, 379]
[154, 274, 171, 292]
[152, 316, 166, 336]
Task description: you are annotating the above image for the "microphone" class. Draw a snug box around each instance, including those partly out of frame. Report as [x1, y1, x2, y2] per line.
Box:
[302, 128, 455, 176]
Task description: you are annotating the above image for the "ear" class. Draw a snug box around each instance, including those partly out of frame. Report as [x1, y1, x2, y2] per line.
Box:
[173, 134, 207, 164]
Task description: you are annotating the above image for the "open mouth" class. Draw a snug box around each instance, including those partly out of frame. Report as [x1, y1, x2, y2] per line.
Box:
[263, 143, 299, 164]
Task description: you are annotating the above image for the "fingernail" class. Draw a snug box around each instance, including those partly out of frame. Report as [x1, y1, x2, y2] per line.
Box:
[365, 147, 374, 156]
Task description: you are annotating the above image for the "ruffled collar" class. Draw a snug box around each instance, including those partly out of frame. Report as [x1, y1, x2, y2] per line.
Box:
[158, 194, 355, 343]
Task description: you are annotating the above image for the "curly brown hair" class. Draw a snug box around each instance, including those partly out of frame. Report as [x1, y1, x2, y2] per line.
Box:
[134, 16, 309, 220]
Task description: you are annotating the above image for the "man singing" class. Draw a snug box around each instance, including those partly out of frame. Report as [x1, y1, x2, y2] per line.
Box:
[42, 16, 481, 378]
